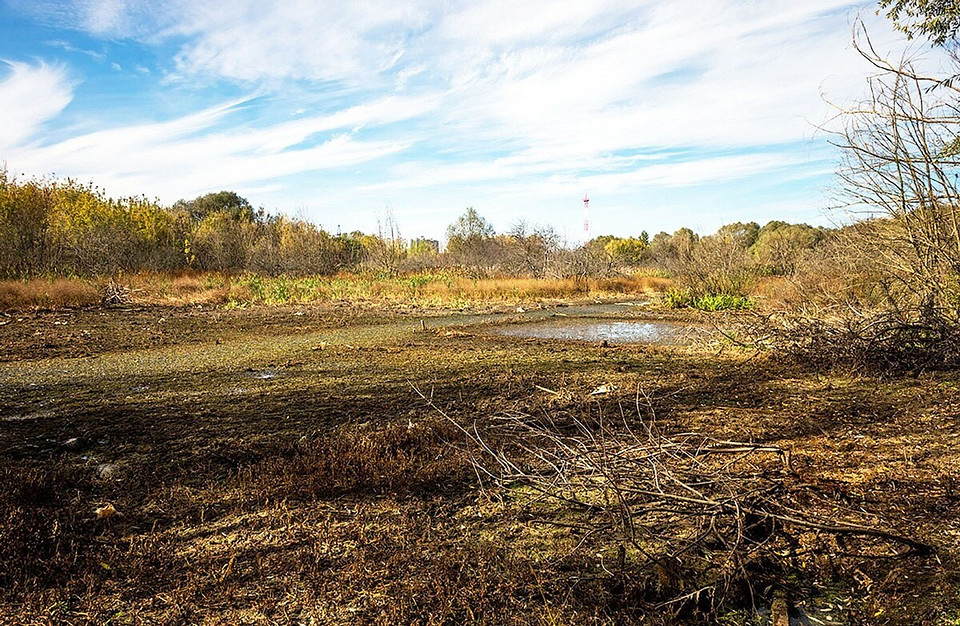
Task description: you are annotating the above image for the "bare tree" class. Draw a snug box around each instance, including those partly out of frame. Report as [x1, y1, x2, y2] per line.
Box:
[766, 25, 960, 371]
[834, 26, 960, 326]
[365, 211, 406, 276]
[506, 221, 559, 278]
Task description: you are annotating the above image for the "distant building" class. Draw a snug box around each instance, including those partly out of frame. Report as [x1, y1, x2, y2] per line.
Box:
[410, 238, 440, 255]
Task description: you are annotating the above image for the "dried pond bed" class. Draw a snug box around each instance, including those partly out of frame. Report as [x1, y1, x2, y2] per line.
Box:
[0, 303, 959, 623]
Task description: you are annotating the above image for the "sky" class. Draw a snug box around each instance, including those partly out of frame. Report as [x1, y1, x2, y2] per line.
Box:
[0, 0, 946, 243]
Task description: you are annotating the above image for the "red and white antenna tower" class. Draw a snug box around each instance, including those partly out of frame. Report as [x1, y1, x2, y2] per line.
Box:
[582, 191, 590, 234]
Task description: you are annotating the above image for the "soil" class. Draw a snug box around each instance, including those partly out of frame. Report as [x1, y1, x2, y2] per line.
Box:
[1, 302, 958, 624]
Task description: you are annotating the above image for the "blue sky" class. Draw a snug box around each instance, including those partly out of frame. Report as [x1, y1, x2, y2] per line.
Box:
[0, 0, 940, 243]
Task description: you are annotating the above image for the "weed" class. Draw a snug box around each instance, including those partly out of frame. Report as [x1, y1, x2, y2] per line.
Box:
[695, 293, 752, 311]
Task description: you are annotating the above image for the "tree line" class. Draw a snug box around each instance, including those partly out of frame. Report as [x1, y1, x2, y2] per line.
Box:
[0, 173, 363, 278]
[0, 169, 833, 290]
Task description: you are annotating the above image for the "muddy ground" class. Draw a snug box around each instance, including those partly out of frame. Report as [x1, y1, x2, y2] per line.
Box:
[1, 302, 959, 624]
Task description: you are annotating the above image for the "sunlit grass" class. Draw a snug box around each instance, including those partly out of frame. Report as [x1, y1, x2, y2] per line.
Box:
[0, 278, 100, 309]
[0, 271, 672, 310]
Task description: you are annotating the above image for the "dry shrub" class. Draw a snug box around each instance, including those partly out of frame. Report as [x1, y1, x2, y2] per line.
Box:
[668, 236, 757, 299]
[763, 222, 960, 373]
[783, 226, 890, 312]
[751, 276, 798, 308]
[459, 405, 929, 621]
[0, 278, 99, 310]
[765, 309, 960, 374]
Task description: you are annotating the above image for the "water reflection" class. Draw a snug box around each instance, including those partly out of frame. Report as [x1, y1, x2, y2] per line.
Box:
[491, 319, 702, 345]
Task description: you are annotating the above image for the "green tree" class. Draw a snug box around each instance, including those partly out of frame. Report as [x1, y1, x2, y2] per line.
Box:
[445, 207, 495, 252]
[603, 237, 647, 266]
[174, 191, 261, 224]
[444, 208, 500, 274]
[750, 221, 828, 275]
[715, 221, 760, 249]
[880, 0, 960, 45]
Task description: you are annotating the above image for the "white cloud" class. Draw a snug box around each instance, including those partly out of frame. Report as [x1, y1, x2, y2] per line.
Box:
[166, 1, 432, 83]
[1, 0, 944, 238]
[0, 61, 73, 153]
[8, 94, 430, 200]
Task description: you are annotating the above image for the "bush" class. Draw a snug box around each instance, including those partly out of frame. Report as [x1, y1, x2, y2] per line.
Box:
[663, 288, 752, 311]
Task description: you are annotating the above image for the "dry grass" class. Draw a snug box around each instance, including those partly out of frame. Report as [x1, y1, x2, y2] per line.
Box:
[418, 275, 670, 302]
[749, 276, 797, 308]
[0, 272, 673, 311]
[0, 278, 100, 310]
[0, 422, 610, 625]
[125, 272, 233, 306]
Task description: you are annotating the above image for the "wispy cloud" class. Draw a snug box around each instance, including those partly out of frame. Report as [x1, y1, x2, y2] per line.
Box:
[9, 94, 429, 200]
[0, 1, 941, 238]
[0, 60, 73, 153]
[44, 39, 106, 61]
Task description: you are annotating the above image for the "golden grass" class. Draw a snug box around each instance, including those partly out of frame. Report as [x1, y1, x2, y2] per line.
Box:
[0, 278, 99, 310]
[0, 271, 674, 310]
[124, 272, 232, 306]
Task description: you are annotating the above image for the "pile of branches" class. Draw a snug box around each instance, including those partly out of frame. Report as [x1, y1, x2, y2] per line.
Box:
[752, 308, 960, 375]
[450, 393, 929, 618]
[101, 281, 130, 307]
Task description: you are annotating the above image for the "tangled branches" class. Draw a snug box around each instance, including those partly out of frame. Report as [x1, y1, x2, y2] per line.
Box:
[761, 309, 960, 374]
[101, 281, 130, 307]
[728, 308, 960, 374]
[428, 389, 930, 618]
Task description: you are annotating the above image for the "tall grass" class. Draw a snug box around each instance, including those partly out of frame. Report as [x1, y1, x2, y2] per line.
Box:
[0, 271, 672, 310]
[0, 278, 100, 309]
[224, 272, 671, 307]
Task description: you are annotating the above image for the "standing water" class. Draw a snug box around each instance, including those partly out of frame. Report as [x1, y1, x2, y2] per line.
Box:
[490, 319, 703, 345]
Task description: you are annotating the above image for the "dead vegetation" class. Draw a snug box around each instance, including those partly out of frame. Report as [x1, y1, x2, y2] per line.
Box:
[427, 389, 933, 622]
[1, 303, 959, 623]
[0, 278, 100, 310]
[0, 271, 669, 312]
[755, 309, 960, 375]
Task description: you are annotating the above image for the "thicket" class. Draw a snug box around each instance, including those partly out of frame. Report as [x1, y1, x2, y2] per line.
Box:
[643, 221, 828, 310]
[0, 171, 364, 278]
[439, 207, 829, 294]
[755, 13, 960, 373]
[0, 177, 830, 290]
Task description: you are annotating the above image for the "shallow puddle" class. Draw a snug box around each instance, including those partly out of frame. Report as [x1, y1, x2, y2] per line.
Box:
[490, 319, 703, 345]
[247, 368, 280, 380]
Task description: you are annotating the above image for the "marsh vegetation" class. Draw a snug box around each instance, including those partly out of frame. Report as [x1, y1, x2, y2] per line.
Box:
[5, 4, 960, 624]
